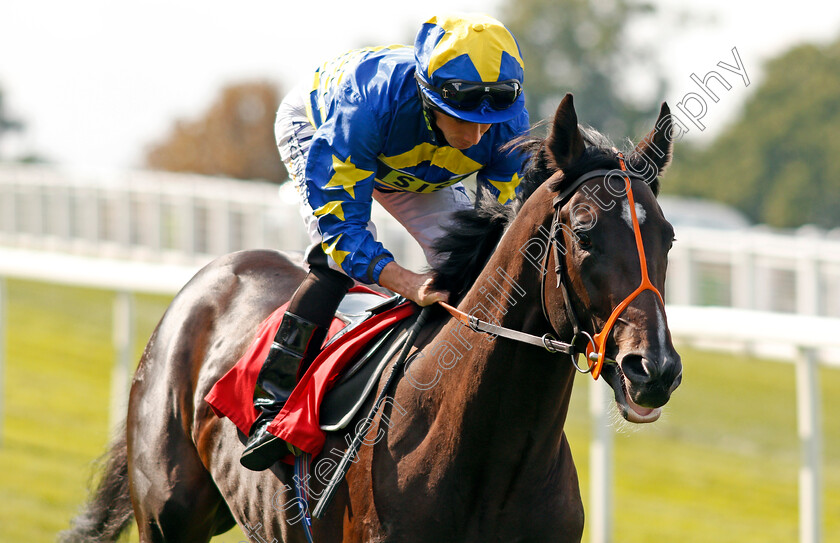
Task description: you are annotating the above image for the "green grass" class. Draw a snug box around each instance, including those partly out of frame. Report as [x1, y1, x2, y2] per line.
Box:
[564, 349, 840, 543]
[0, 278, 838, 542]
[0, 279, 247, 543]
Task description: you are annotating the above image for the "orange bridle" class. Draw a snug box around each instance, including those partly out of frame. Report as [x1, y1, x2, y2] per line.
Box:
[581, 154, 665, 378]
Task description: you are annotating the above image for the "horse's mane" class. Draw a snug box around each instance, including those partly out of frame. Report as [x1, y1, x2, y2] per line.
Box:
[430, 125, 660, 300]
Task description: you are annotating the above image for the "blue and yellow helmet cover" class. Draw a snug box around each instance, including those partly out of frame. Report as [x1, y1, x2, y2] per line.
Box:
[415, 13, 525, 124]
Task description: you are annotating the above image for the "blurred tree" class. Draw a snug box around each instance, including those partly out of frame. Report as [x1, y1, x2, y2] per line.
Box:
[501, 0, 666, 140]
[664, 36, 840, 229]
[145, 81, 287, 183]
[0, 87, 24, 160]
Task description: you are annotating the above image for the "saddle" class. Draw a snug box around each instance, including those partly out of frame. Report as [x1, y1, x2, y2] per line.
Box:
[319, 291, 406, 429]
[204, 287, 418, 460]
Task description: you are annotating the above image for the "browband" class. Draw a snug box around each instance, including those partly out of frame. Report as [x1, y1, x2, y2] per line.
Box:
[552, 169, 646, 209]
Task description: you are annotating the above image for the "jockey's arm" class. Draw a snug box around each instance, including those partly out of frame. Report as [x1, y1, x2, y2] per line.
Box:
[378, 261, 449, 307]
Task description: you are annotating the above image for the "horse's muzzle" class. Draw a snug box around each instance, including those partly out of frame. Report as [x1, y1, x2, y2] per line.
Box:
[619, 350, 682, 409]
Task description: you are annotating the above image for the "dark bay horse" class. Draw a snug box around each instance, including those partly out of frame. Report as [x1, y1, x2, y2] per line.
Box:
[62, 94, 681, 543]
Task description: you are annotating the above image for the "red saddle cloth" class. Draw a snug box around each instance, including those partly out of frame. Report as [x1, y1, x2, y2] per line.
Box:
[204, 286, 416, 462]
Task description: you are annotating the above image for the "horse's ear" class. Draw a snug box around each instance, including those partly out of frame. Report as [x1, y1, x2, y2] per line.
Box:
[633, 102, 674, 175]
[545, 93, 585, 170]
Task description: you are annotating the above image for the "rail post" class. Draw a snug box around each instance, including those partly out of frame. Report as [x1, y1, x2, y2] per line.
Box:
[795, 346, 822, 543]
[589, 377, 613, 543]
[110, 290, 136, 434]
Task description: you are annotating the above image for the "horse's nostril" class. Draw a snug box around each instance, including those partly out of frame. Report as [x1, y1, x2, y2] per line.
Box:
[620, 354, 653, 382]
[620, 353, 681, 408]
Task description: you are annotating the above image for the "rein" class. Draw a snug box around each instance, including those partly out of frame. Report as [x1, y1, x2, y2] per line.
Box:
[438, 301, 586, 357]
[439, 153, 665, 380]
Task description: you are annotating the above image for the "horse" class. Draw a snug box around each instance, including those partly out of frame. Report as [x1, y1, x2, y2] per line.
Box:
[61, 94, 682, 543]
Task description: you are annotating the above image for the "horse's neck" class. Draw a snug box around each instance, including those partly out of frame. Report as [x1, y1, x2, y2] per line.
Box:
[415, 187, 577, 463]
[457, 184, 572, 347]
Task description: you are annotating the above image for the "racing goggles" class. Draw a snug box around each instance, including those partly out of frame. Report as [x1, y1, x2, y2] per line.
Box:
[416, 75, 522, 111]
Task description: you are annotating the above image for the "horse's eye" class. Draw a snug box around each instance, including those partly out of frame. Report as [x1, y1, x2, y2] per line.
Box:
[576, 232, 592, 250]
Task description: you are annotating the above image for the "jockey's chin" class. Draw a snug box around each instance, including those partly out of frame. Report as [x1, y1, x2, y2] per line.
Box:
[450, 139, 479, 150]
[432, 110, 491, 150]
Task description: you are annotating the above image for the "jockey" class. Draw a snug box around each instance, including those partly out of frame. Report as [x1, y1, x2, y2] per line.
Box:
[241, 13, 530, 471]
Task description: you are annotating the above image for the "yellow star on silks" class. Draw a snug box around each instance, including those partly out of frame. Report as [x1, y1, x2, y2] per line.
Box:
[313, 201, 346, 221]
[487, 172, 521, 204]
[322, 235, 351, 268]
[324, 154, 373, 199]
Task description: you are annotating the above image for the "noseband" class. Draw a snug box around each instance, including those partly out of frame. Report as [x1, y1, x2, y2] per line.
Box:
[440, 153, 665, 380]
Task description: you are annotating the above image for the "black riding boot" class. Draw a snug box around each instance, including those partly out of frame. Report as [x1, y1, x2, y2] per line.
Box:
[239, 311, 327, 471]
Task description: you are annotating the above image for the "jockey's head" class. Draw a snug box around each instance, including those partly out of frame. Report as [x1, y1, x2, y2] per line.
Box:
[414, 14, 525, 125]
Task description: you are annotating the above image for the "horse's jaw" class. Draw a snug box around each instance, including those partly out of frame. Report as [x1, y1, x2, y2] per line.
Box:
[599, 363, 662, 424]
